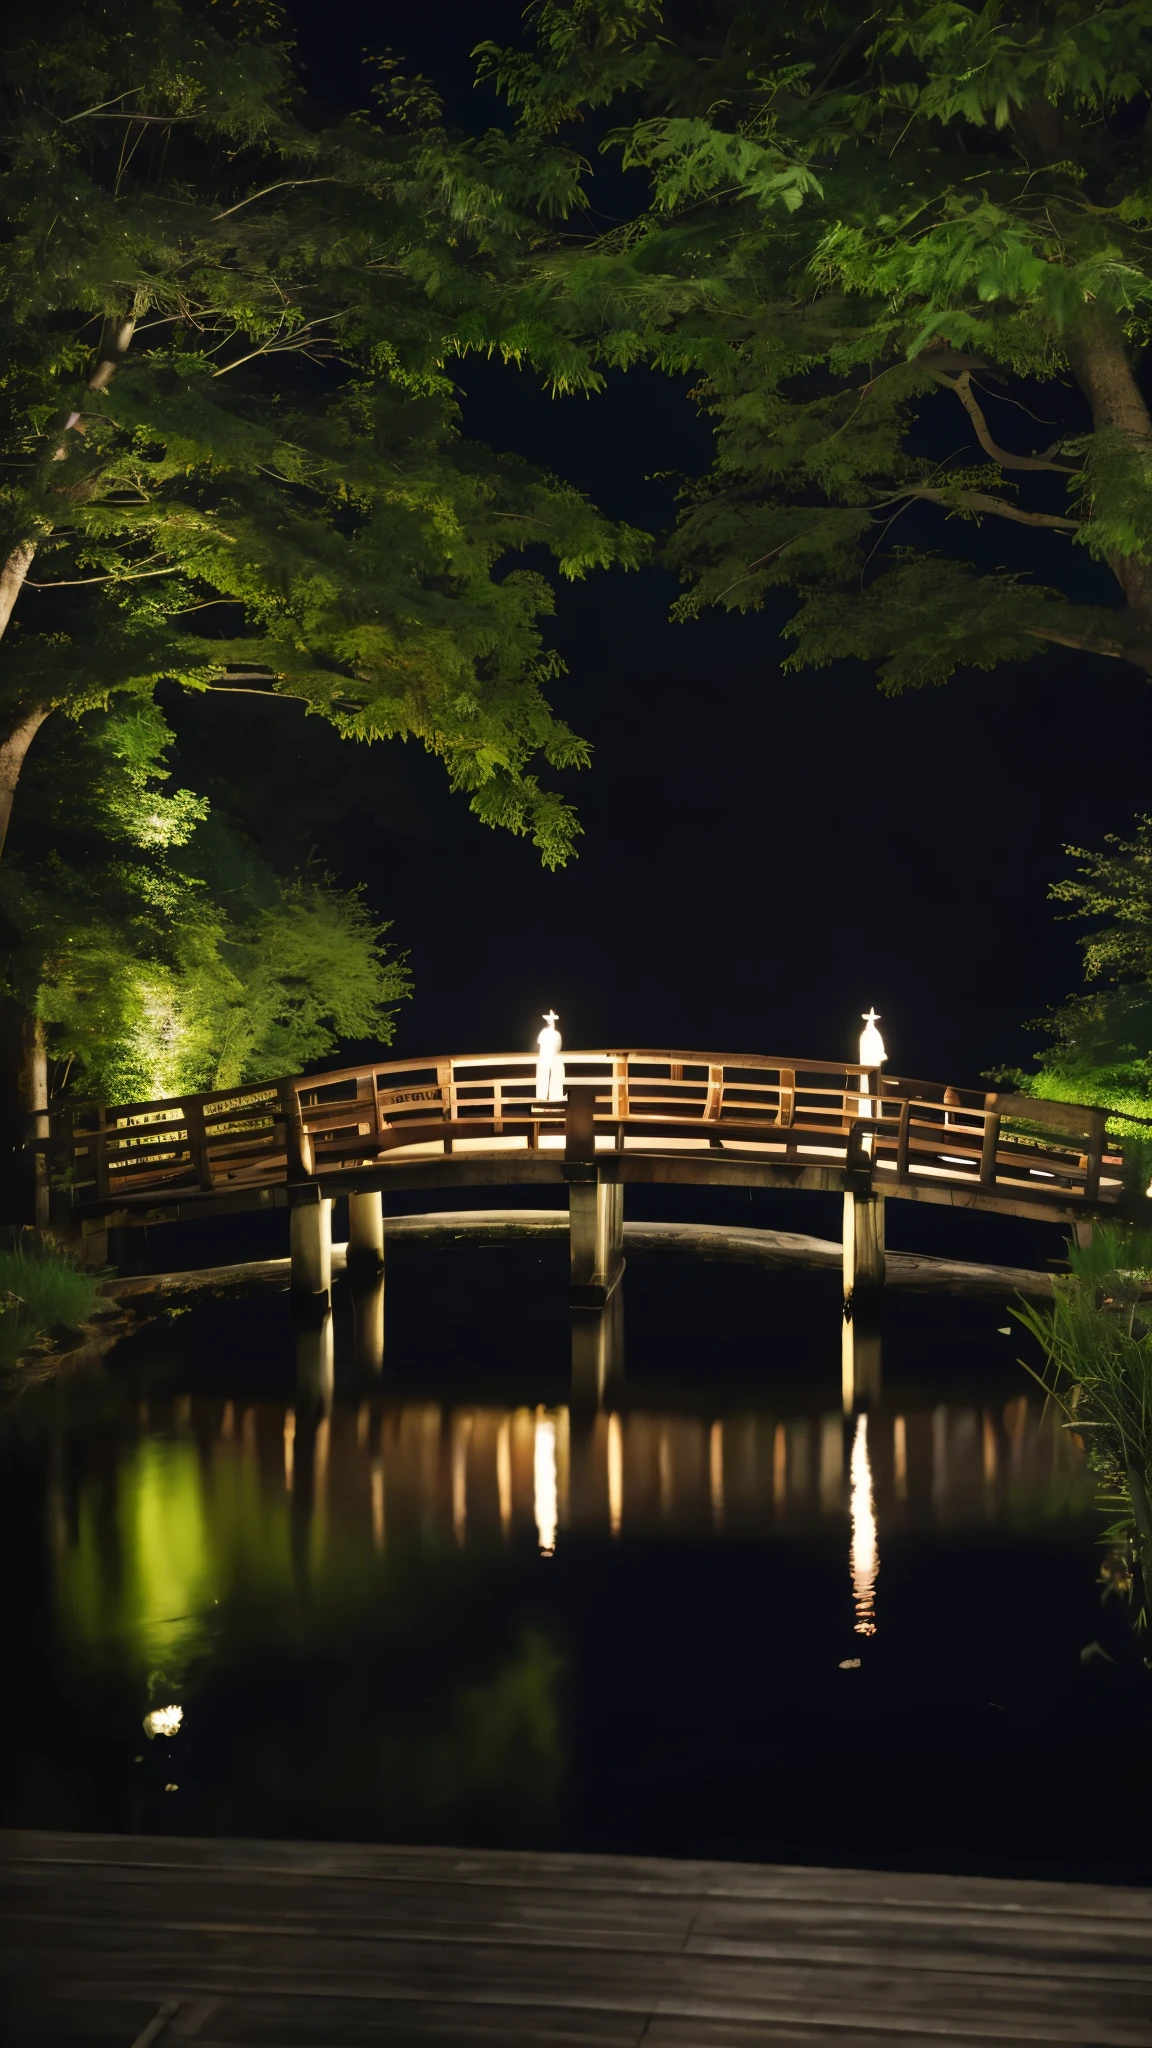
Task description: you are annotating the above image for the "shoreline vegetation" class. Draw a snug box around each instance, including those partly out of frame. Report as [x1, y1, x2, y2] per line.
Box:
[0, 1242, 115, 1371]
[1016, 1226, 1152, 1643]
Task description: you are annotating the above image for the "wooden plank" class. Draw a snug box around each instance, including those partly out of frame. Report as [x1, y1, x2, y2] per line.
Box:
[74, 1058, 1142, 1182]
[8, 1872, 1149, 1974]
[83, 1054, 1148, 1131]
[184, 1100, 214, 1192]
[777, 1069, 795, 1127]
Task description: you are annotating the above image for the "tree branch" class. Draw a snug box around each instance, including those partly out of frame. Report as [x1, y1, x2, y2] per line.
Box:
[82, 111, 201, 124]
[707, 540, 793, 605]
[60, 88, 144, 124]
[212, 179, 337, 222]
[24, 565, 183, 588]
[1023, 621, 1152, 669]
[925, 367, 1078, 474]
[199, 683, 292, 697]
[886, 486, 1080, 532]
[210, 314, 346, 377]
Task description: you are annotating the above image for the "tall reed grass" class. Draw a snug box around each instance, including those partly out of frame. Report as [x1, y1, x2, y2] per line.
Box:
[0, 1246, 102, 1370]
[1015, 1225, 1152, 1632]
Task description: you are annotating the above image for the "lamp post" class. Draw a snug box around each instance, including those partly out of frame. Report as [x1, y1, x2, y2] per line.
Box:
[858, 1006, 886, 1117]
[535, 1009, 565, 1103]
[843, 1006, 887, 1328]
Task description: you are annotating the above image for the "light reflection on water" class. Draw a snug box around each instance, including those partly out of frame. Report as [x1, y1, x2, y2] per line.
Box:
[534, 1409, 559, 1557]
[10, 1359, 1115, 1860]
[850, 1414, 878, 1636]
[49, 1390, 1090, 1683]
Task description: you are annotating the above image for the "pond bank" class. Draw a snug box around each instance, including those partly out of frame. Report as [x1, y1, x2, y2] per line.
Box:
[99, 1210, 1057, 1305]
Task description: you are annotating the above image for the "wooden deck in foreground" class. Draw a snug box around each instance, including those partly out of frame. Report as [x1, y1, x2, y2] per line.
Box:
[3, 1830, 1150, 2047]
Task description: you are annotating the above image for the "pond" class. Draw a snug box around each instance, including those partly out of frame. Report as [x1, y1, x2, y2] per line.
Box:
[2, 1244, 1149, 1883]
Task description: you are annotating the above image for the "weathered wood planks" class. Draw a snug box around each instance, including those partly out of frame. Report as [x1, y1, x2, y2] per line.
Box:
[57, 1047, 1143, 1232]
[3, 1830, 1150, 2046]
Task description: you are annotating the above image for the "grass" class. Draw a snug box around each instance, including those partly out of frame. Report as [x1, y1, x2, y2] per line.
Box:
[0, 1246, 103, 1370]
[1015, 1224, 1152, 1635]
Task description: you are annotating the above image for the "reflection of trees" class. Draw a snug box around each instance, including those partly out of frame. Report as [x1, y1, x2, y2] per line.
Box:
[42, 1395, 567, 1840]
[59, 1440, 216, 1684]
[199, 1620, 565, 1845]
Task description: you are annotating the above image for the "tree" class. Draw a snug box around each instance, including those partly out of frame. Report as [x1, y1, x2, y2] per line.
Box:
[1016, 819, 1152, 1130]
[470, 0, 1152, 689]
[0, 700, 411, 1106]
[0, 0, 644, 870]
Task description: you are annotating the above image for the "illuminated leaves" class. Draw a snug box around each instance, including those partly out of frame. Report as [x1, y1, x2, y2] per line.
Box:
[0, 3, 648, 869]
[468, 0, 1152, 687]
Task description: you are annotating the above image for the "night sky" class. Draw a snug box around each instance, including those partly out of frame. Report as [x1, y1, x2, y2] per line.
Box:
[177, 2, 1152, 1091]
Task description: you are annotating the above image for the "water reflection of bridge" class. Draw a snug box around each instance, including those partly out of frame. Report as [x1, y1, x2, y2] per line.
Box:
[49, 1387, 1091, 1691]
[113, 1386, 1090, 1560]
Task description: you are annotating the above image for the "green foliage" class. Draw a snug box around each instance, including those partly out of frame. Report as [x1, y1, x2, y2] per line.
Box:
[1015, 1226, 1152, 1629]
[466, 0, 1152, 683]
[0, 1, 646, 867]
[1, 703, 410, 1102]
[1019, 820, 1152, 1135]
[0, 1246, 101, 1368]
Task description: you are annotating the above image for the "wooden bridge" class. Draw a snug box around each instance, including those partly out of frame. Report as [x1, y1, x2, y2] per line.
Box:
[55, 1048, 1141, 1314]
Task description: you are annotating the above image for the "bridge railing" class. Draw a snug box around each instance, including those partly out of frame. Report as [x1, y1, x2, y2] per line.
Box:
[54, 1049, 1134, 1213]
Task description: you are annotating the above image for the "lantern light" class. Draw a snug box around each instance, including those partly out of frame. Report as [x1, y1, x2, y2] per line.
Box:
[859, 1007, 886, 1067]
[143, 1704, 183, 1739]
[856, 1008, 886, 1129]
[534, 1009, 565, 1103]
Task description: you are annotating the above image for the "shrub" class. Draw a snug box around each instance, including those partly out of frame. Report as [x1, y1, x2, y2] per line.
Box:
[0, 1248, 102, 1370]
[1015, 1228, 1152, 1637]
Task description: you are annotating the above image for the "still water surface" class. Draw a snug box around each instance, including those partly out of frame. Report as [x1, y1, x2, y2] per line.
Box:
[2, 1247, 1148, 1880]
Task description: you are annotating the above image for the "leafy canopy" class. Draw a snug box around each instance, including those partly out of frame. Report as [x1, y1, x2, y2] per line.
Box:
[1018, 818, 1152, 1132]
[0, 0, 645, 865]
[1, 702, 410, 1102]
[464, 0, 1152, 684]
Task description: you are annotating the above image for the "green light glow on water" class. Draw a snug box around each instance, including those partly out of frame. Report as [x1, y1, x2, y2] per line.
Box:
[7, 1343, 1117, 1862]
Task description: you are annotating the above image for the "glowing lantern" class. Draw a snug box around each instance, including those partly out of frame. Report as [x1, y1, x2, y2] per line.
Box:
[859, 1007, 886, 1067]
[143, 1704, 183, 1739]
[857, 1008, 886, 1123]
[535, 1009, 565, 1102]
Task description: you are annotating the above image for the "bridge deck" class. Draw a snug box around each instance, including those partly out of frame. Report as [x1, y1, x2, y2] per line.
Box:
[3, 1829, 1150, 2046]
[52, 1049, 1141, 1231]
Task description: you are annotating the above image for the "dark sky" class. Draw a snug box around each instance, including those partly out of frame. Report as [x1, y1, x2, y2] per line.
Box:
[178, 0, 1152, 1090]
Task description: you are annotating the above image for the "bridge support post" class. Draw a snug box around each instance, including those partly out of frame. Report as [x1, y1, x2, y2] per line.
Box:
[842, 1310, 882, 1413]
[348, 1189, 385, 1276]
[295, 1312, 334, 1418]
[352, 1274, 385, 1374]
[289, 1183, 332, 1322]
[571, 1287, 625, 1411]
[843, 1191, 885, 1305]
[565, 1084, 624, 1307]
[567, 1175, 624, 1307]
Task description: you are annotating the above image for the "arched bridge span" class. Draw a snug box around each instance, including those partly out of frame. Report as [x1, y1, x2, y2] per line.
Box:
[57, 1048, 1143, 1308]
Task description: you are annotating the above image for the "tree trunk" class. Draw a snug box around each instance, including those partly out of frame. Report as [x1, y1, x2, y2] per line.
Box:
[0, 540, 36, 640]
[0, 317, 137, 862]
[21, 1009, 50, 1231]
[1064, 314, 1152, 626]
[0, 705, 51, 860]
